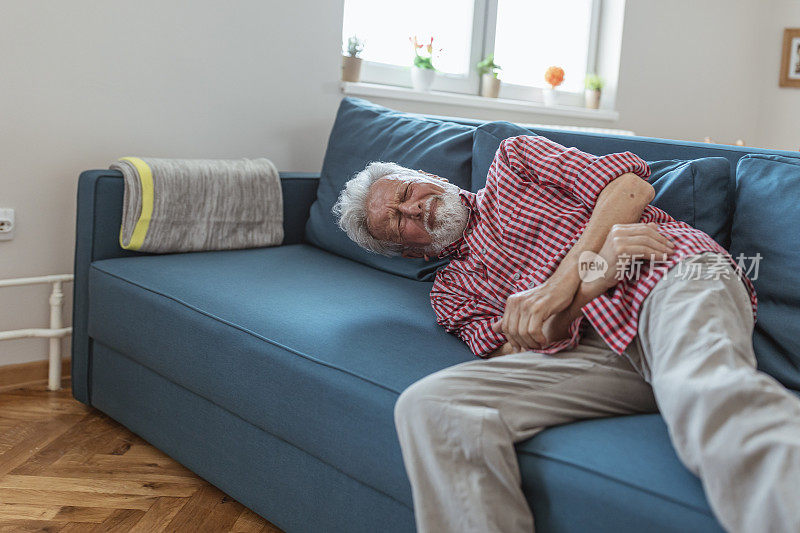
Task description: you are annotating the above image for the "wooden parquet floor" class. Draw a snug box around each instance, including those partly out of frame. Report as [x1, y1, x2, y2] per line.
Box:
[0, 381, 283, 532]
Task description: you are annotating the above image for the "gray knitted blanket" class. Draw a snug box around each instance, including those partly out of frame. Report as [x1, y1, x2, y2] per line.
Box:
[111, 157, 283, 253]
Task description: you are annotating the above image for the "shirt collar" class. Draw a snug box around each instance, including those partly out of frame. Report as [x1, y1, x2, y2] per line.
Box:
[437, 189, 478, 259]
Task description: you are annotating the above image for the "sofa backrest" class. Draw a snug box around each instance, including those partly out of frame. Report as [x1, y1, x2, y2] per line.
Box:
[729, 155, 800, 391]
[424, 112, 800, 175]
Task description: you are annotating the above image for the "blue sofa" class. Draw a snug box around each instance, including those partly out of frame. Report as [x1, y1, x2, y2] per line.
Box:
[72, 97, 800, 532]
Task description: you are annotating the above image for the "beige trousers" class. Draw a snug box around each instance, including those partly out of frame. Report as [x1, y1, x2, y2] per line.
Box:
[395, 253, 800, 533]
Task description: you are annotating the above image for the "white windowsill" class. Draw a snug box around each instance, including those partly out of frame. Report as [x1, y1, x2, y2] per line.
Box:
[340, 81, 619, 122]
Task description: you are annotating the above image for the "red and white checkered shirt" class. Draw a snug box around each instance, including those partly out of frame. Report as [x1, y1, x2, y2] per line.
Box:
[431, 135, 757, 357]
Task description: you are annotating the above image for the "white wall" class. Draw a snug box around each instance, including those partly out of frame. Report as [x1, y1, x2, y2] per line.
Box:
[616, 0, 762, 145]
[755, 0, 800, 151]
[0, 0, 345, 365]
[0, 0, 794, 366]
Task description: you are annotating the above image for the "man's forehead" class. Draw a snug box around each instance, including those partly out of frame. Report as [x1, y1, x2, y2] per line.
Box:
[365, 177, 402, 239]
[367, 176, 401, 208]
[369, 172, 434, 196]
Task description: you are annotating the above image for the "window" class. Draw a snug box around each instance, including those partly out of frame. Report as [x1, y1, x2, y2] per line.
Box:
[342, 0, 603, 106]
[342, 0, 482, 93]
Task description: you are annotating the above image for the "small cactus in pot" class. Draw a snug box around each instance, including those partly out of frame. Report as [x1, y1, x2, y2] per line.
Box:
[342, 36, 364, 82]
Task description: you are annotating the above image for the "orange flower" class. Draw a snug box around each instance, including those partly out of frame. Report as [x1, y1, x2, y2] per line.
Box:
[544, 66, 565, 88]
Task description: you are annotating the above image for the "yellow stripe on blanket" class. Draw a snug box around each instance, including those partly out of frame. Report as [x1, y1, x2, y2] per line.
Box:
[118, 156, 154, 250]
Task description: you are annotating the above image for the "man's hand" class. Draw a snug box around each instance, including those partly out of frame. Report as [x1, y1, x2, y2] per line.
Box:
[586, 222, 675, 294]
[490, 276, 578, 352]
[486, 342, 515, 358]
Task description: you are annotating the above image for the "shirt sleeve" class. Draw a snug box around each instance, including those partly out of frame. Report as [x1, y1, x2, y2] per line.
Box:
[535, 315, 585, 354]
[494, 135, 651, 210]
[430, 288, 505, 358]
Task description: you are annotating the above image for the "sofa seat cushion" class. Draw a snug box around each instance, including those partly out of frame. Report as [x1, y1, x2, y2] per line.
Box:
[89, 244, 730, 529]
[730, 154, 800, 391]
[88, 244, 472, 507]
[517, 414, 723, 532]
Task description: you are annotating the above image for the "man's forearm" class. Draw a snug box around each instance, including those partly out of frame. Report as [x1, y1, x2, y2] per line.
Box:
[548, 173, 655, 288]
[541, 280, 606, 343]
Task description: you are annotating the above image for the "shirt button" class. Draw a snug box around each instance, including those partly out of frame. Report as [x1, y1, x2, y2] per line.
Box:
[465, 229, 472, 235]
[481, 248, 487, 254]
[513, 273, 520, 281]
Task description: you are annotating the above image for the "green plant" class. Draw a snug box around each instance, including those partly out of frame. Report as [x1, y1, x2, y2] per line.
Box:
[345, 36, 364, 58]
[414, 54, 435, 70]
[410, 36, 437, 70]
[476, 54, 502, 78]
[584, 73, 604, 91]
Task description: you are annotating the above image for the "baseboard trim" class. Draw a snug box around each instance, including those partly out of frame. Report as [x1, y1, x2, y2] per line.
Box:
[0, 358, 71, 392]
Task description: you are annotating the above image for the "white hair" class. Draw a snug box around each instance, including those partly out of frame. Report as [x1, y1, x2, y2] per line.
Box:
[332, 162, 419, 256]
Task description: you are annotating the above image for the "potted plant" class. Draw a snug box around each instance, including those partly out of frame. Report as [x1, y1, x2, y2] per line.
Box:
[341, 36, 364, 82]
[410, 36, 437, 91]
[477, 54, 502, 98]
[584, 73, 604, 109]
[543, 66, 565, 106]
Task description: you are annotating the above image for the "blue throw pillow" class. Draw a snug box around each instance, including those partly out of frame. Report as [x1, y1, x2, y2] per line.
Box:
[305, 97, 475, 281]
[646, 158, 731, 246]
[730, 154, 800, 391]
[471, 121, 732, 246]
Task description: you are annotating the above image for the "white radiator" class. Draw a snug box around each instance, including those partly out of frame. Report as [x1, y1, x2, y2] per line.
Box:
[0, 274, 73, 390]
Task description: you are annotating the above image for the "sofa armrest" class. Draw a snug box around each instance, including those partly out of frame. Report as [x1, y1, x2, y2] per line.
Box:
[278, 173, 321, 245]
[71, 169, 320, 404]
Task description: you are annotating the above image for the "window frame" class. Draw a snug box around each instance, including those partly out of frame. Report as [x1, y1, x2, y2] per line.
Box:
[351, 0, 604, 105]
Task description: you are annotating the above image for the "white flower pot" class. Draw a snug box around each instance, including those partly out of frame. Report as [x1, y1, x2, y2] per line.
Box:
[411, 67, 436, 91]
[584, 88, 601, 109]
[542, 87, 557, 106]
[480, 73, 501, 98]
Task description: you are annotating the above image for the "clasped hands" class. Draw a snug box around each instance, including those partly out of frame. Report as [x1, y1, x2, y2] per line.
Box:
[490, 223, 675, 354]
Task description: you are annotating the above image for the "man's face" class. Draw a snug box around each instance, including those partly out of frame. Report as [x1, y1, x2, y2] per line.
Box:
[365, 174, 468, 258]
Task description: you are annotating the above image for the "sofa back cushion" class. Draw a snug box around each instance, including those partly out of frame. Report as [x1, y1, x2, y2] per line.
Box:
[472, 121, 732, 246]
[305, 97, 475, 281]
[645, 158, 731, 246]
[730, 154, 800, 391]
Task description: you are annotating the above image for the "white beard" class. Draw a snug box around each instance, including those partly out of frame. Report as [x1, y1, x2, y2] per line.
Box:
[419, 183, 469, 257]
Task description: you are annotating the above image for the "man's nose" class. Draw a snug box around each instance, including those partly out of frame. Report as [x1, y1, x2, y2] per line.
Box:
[399, 201, 424, 219]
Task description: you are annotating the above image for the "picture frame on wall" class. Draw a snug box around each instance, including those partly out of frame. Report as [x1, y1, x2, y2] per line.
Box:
[779, 28, 800, 88]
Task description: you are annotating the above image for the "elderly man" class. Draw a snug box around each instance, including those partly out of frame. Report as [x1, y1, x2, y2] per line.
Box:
[332, 135, 800, 533]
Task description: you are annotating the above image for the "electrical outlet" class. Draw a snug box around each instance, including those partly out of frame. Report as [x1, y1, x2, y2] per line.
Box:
[0, 208, 15, 241]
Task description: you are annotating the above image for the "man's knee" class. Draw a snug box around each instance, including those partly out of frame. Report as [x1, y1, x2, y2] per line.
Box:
[394, 371, 457, 429]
